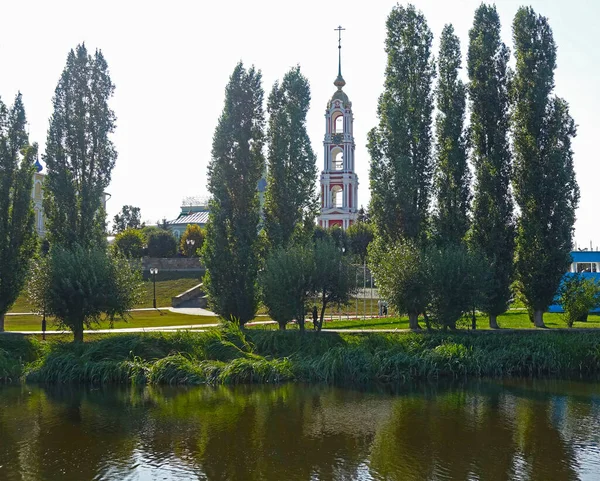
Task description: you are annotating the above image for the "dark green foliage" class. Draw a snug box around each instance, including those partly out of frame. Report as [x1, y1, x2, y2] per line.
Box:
[202, 63, 265, 326]
[369, 238, 428, 330]
[558, 275, 600, 327]
[512, 7, 579, 327]
[113, 205, 143, 233]
[27, 245, 143, 342]
[346, 221, 374, 263]
[0, 94, 37, 331]
[312, 239, 357, 331]
[43, 43, 116, 249]
[264, 66, 317, 248]
[147, 230, 177, 258]
[467, 4, 514, 328]
[179, 224, 205, 257]
[433, 24, 470, 245]
[113, 228, 145, 258]
[368, 4, 435, 243]
[261, 244, 314, 330]
[425, 245, 489, 330]
[328, 225, 349, 253]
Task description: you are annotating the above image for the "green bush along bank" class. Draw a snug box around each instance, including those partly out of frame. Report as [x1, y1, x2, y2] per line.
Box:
[3, 327, 600, 386]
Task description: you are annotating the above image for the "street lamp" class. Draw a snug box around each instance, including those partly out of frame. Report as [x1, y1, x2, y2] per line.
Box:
[186, 238, 195, 257]
[150, 267, 159, 309]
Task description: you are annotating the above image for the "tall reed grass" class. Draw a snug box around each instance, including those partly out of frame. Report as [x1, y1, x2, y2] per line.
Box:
[3, 326, 600, 385]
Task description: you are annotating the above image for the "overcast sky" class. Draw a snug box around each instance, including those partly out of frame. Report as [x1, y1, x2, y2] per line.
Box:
[1, 0, 597, 247]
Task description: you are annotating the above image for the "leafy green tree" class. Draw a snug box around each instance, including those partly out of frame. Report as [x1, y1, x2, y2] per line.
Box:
[180, 224, 205, 257]
[467, 4, 514, 329]
[147, 230, 177, 258]
[369, 238, 428, 330]
[433, 24, 470, 245]
[264, 66, 317, 248]
[328, 226, 349, 253]
[201, 63, 265, 326]
[113, 228, 145, 258]
[425, 245, 489, 330]
[558, 275, 600, 327]
[113, 205, 144, 233]
[43, 43, 116, 248]
[312, 239, 357, 331]
[28, 245, 142, 342]
[261, 244, 314, 330]
[512, 7, 579, 327]
[368, 4, 435, 243]
[347, 221, 374, 263]
[0, 95, 37, 331]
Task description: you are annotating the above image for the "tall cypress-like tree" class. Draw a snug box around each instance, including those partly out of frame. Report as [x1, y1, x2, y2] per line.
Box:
[468, 4, 514, 329]
[202, 63, 265, 326]
[368, 3, 435, 244]
[433, 24, 470, 245]
[43, 43, 116, 248]
[264, 66, 317, 248]
[0, 94, 37, 331]
[512, 7, 579, 328]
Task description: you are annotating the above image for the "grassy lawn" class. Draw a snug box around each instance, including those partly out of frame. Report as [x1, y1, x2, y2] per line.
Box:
[249, 311, 600, 331]
[4, 310, 218, 332]
[9, 271, 203, 313]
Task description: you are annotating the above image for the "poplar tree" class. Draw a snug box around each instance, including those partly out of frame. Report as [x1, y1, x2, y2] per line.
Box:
[202, 63, 265, 326]
[368, 4, 435, 244]
[512, 7, 579, 328]
[43, 43, 116, 248]
[468, 4, 514, 329]
[433, 24, 470, 245]
[0, 94, 36, 331]
[264, 66, 317, 248]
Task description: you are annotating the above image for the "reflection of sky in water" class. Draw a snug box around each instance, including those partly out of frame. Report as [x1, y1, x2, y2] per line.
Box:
[1, 381, 600, 480]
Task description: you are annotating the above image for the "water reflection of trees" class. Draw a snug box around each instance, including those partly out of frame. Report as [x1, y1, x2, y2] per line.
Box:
[0, 380, 599, 480]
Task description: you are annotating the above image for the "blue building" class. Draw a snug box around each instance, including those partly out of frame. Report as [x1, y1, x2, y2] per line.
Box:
[548, 251, 600, 313]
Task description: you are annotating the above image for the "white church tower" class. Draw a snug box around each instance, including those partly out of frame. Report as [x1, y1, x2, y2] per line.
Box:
[318, 26, 359, 230]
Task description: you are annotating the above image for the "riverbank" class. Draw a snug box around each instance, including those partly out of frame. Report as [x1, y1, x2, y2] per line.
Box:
[2, 326, 600, 385]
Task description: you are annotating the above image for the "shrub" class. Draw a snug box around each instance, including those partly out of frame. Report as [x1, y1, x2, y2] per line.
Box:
[113, 228, 145, 258]
[147, 230, 177, 258]
[558, 274, 600, 327]
[180, 224, 205, 257]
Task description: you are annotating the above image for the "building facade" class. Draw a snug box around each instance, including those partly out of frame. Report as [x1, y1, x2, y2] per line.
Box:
[318, 30, 358, 230]
[166, 204, 209, 239]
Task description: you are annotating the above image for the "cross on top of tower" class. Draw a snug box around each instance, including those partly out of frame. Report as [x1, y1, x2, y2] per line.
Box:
[334, 25, 346, 89]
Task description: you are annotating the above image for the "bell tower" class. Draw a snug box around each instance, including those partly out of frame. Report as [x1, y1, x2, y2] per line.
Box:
[318, 26, 358, 230]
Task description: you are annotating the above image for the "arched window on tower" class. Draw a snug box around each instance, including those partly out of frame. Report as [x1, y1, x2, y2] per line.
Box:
[331, 185, 343, 208]
[332, 150, 343, 171]
[334, 114, 344, 133]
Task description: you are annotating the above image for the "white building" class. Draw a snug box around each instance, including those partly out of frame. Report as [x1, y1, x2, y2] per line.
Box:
[318, 28, 359, 230]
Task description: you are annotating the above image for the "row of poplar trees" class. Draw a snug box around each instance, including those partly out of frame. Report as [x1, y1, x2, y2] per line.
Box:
[201, 3, 578, 330]
[369, 4, 578, 329]
[202, 65, 318, 324]
[0, 44, 140, 339]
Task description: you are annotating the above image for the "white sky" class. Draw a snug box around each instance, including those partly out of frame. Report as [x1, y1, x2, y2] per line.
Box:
[0, 0, 597, 247]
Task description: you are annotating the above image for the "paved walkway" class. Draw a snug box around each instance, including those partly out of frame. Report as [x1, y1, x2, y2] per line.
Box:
[7, 306, 219, 317]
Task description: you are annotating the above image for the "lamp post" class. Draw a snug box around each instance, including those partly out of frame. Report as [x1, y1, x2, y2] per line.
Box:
[42, 302, 46, 341]
[186, 238, 195, 257]
[150, 267, 159, 309]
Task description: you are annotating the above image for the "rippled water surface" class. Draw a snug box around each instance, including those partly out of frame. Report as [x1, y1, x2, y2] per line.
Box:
[1, 380, 600, 480]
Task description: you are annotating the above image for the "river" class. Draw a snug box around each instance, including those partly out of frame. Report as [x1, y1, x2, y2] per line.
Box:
[0, 380, 599, 480]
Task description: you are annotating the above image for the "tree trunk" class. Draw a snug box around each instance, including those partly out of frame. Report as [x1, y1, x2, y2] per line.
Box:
[533, 309, 546, 328]
[278, 321, 286, 331]
[489, 314, 500, 329]
[0, 312, 4, 332]
[73, 319, 84, 343]
[298, 306, 305, 333]
[318, 295, 328, 332]
[408, 312, 420, 330]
